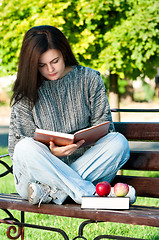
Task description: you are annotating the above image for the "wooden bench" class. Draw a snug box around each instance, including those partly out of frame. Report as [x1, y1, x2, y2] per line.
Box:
[0, 109, 159, 240]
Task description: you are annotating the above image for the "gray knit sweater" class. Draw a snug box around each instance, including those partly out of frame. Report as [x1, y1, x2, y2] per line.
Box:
[8, 65, 115, 164]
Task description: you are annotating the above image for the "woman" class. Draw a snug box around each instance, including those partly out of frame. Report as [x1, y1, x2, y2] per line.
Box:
[8, 25, 132, 207]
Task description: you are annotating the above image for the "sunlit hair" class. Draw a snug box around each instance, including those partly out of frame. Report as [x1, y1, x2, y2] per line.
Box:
[11, 25, 79, 105]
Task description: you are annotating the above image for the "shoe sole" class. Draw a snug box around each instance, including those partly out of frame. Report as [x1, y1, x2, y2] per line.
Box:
[28, 183, 36, 205]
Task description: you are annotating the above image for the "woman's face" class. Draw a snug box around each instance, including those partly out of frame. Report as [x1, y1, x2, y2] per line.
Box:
[38, 49, 69, 81]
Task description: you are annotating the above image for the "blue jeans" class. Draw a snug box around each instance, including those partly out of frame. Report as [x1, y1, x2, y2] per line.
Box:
[13, 132, 130, 204]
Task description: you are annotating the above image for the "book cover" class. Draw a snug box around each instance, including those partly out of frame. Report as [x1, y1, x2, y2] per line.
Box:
[34, 121, 110, 147]
[81, 196, 130, 210]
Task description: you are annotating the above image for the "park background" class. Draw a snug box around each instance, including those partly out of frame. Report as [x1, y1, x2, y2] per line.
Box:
[0, 0, 159, 118]
[0, 0, 159, 239]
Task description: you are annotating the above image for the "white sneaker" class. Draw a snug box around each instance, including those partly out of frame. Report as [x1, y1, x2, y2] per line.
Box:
[108, 185, 137, 204]
[28, 182, 58, 207]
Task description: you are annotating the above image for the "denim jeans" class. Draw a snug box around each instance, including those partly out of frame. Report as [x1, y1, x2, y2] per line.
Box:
[13, 132, 130, 204]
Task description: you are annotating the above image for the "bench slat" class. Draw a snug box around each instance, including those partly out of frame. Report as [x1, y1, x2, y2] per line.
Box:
[114, 122, 159, 141]
[113, 175, 159, 198]
[122, 151, 159, 171]
[0, 194, 159, 228]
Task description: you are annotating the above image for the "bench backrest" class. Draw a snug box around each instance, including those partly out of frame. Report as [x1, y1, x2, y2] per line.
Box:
[113, 121, 159, 198]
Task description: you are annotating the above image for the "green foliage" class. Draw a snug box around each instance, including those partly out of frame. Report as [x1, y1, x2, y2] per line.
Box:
[0, 0, 159, 84]
[134, 81, 155, 102]
[99, 0, 159, 79]
[143, 82, 155, 102]
[0, 0, 72, 75]
[118, 79, 128, 94]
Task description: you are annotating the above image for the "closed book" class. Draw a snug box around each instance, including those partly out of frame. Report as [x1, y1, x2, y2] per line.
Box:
[81, 196, 130, 210]
[34, 121, 110, 147]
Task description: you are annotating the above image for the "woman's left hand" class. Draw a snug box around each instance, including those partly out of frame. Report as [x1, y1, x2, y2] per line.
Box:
[49, 140, 85, 157]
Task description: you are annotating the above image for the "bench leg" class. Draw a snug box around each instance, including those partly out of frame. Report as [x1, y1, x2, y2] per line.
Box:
[21, 211, 24, 240]
[0, 209, 69, 239]
[73, 219, 151, 240]
[73, 220, 100, 240]
[0, 209, 24, 239]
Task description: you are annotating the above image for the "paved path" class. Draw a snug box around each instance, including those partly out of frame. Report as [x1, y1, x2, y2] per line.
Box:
[0, 126, 9, 147]
[129, 141, 159, 151]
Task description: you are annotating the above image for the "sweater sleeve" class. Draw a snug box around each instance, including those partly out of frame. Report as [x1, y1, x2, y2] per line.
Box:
[8, 99, 37, 159]
[88, 70, 115, 132]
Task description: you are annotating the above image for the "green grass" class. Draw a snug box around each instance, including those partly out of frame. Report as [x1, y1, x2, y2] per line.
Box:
[0, 147, 159, 239]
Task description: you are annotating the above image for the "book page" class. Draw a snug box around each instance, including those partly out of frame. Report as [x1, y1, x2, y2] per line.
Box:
[35, 128, 74, 139]
[74, 121, 110, 146]
[34, 129, 74, 146]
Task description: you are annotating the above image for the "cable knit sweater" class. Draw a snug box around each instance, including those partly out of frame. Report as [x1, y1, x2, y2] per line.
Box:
[8, 65, 115, 164]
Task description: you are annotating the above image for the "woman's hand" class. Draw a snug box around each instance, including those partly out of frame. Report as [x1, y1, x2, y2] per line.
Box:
[49, 140, 85, 157]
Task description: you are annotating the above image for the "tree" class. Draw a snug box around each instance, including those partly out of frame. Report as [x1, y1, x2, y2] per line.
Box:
[0, 0, 159, 117]
[0, 0, 72, 75]
[99, 0, 159, 114]
[72, 0, 159, 118]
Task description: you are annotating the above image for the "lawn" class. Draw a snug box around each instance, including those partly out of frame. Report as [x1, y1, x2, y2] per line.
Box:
[0, 147, 159, 240]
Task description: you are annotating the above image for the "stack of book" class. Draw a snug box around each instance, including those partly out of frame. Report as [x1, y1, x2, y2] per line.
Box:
[81, 196, 130, 210]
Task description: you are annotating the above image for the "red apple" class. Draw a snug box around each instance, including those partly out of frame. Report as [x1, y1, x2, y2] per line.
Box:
[96, 181, 111, 196]
[114, 183, 129, 197]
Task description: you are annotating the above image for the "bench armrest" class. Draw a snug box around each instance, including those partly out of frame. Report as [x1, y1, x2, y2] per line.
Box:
[0, 154, 13, 177]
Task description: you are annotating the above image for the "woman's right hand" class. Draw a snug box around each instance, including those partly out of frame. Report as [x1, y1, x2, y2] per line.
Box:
[49, 140, 85, 158]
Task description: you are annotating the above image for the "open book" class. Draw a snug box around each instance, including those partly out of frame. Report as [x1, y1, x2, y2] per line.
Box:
[34, 121, 110, 147]
[81, 196, 130, 210]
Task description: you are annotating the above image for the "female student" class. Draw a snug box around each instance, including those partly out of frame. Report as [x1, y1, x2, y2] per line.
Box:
[8, 25, 133, 207]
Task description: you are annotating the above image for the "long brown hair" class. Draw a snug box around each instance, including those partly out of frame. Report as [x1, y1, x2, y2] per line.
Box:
[11, 25, 79, 105]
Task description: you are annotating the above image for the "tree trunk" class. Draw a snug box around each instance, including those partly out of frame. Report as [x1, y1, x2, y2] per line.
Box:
[109, 73, 122, 175]
[109, 73, 120, 122]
